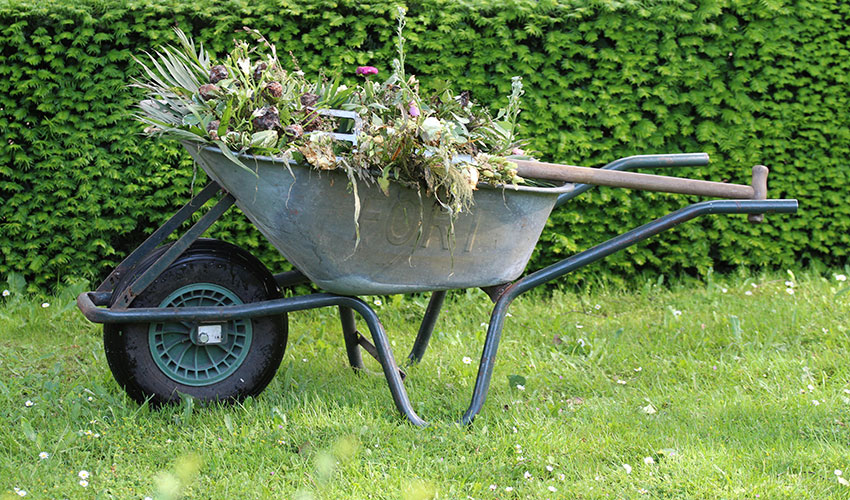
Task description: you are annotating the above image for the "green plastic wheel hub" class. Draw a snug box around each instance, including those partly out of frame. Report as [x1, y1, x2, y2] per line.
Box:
[149, 283, 252, 386]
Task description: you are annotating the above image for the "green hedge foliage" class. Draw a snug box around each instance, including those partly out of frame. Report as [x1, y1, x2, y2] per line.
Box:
[1, 0, 848, 290]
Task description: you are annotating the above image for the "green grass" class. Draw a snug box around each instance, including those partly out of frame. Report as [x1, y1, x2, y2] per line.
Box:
[1, 270, 849, 499]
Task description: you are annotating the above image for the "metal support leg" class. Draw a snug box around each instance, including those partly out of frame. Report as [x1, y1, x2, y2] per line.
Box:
[407, 290, 447, 365]
[339, 306, 364, 370]
[345, 298, 424, 426]
[340, 305, 406, 380]
[461, 295, 514, 425]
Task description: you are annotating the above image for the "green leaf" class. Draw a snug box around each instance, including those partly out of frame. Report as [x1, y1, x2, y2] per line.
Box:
[377, 176, 390, 196]
[507, 374, 526, 390]
[6, 273, 26, 293]
[21, 417, 37, 442]
[218, 98, 234, 136]
[251, 130, 278, 149]
[212, 139, 258, 177]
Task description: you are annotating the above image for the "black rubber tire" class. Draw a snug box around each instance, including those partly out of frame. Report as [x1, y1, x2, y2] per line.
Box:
[103, 238, 287, 406]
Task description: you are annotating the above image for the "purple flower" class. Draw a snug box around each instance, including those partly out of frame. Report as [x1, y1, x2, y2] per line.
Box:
[408, 102, 420, 117]
[356, 66, 379, 76]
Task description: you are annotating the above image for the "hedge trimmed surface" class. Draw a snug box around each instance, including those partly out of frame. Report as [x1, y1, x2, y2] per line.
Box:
[1, 0, 848, 290]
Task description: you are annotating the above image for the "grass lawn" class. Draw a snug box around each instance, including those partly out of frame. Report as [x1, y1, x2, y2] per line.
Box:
[1, 270, 849, 499]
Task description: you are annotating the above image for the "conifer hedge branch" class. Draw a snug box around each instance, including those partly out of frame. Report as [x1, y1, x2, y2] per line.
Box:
[1, 0, 848, 290]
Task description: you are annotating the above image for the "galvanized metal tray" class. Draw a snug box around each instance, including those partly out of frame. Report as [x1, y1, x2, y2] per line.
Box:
[187, 145, 574, 295]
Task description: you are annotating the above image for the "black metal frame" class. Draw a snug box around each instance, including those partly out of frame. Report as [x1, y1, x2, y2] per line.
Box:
[77, 154, 798, 426]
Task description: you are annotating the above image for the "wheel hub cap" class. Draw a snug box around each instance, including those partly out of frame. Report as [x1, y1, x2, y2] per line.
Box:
[149, 283, 252, 386]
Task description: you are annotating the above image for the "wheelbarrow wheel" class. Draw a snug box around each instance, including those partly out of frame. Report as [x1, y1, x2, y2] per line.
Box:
[103, 238, 287, 406]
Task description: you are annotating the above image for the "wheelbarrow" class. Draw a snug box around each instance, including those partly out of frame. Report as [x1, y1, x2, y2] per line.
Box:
[76, 139, 798, 426]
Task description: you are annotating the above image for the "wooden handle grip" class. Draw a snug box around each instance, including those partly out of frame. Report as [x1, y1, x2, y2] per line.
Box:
[511, 159, 755, 199]
[748, 165, 769, 223]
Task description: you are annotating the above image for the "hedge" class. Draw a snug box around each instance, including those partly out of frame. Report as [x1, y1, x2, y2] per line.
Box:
[1, 0, 848, 291]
